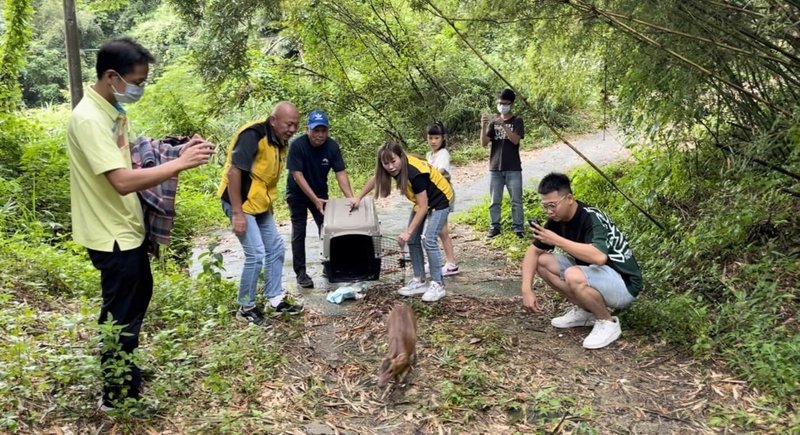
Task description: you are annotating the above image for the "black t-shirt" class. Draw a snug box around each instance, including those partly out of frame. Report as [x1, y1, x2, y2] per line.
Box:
[534, 201, 643, 296]
[487, 116, 524, 171]
[230, 123, 272, 171]
[285, 134, 346, 199]
[403, 155, 451, 211]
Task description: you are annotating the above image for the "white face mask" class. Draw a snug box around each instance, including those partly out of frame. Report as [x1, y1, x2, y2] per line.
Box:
[112, 73, 145, 104]
[497, 103, 511, 114]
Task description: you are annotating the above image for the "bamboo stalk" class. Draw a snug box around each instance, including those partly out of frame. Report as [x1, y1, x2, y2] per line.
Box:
[677, 2, 800, 94]
[714, 142, 800, 182]
[595, 6, 797, 68]
[326, 1, 435, 108]
[704, 0, 767, 17]
[374, 0, 450, 99]
[567, 0, 791, 117]
[678, 2, 788, 65]
[315, 14, 408, 146]
[682, 1, 800, 66]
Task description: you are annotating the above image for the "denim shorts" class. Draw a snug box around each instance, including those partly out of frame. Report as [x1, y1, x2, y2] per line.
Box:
[555, 253, 635, 309]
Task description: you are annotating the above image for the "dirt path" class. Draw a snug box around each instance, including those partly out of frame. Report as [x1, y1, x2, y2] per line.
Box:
[185, 128, 774, 432]
[237, 224, 772, 434]
[213, 228, 765, 433]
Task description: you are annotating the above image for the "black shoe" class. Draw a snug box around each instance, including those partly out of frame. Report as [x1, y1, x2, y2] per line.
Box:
[487, 228, 501, 238]
[139, 367, 156, 382]
[236, 306, 266, 326]
[272, 299, 303, 314]
[515, 231, 525, 239]
[296, 273, 314, 288]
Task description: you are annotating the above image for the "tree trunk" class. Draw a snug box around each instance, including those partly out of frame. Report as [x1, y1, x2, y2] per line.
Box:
[63, 0, 83, 108]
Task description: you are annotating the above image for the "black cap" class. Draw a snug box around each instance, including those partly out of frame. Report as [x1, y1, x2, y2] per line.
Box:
[498, 88, 516, 102]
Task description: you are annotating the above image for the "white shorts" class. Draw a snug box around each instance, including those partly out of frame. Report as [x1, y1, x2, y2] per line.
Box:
[555, 253, 635, 309]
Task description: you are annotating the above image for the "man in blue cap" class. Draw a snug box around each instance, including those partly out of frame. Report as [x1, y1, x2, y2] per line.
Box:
[286, 110, 356, 288]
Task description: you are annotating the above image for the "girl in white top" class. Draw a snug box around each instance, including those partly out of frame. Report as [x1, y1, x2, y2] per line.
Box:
[425, 122, 459, 276]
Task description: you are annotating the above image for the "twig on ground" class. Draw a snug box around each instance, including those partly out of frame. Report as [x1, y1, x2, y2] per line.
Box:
[550, 412, 570, 434]
[639, 407, 690, 423]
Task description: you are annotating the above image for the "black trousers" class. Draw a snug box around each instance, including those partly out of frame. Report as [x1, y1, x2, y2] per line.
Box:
[287, 194, 324, 277]
[87, 241, 153, 404]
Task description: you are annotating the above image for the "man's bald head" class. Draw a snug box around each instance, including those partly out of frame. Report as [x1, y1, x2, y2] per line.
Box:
[269, 101, 299, 144]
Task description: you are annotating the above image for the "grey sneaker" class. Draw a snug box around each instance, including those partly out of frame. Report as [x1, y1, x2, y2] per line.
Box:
[398, 278, 428, 296]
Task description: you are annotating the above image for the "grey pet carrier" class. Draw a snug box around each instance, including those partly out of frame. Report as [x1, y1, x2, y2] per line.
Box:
[321, 197, 383, 283]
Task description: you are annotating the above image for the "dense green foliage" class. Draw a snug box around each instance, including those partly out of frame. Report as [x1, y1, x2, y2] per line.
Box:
[1, 0, 798, 431]
[0, 0, 33, 178]
[571, 146, 798, 400]
[0, 0, 32, 111]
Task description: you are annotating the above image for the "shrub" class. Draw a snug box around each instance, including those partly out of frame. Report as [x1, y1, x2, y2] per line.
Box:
[473, 143, 800, 404]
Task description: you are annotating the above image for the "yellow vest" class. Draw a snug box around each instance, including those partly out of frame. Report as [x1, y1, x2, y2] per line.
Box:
[404, 155, 453, 211]
[217, 120, 287, 214]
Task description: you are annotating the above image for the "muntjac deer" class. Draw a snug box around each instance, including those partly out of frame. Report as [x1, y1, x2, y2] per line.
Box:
[378, 303, 417, 387]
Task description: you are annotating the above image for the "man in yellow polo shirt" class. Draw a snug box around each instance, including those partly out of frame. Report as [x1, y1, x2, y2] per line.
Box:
[67, 37, 215, 412]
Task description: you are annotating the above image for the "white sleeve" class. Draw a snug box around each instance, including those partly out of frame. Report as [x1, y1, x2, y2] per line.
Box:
[434, 149, 451, 174]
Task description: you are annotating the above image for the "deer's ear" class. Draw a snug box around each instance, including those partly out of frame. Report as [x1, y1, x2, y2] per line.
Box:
[380, 358, 390, 372]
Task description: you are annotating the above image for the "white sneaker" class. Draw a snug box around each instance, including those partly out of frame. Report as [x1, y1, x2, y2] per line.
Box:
[441, 262, 459, 276]
[421, 281, 446, 302]
[582, 317, 622, 349]
[551, 306, 596, 328]
[398, 278, 428, 296]
[97, 398, 113, 413]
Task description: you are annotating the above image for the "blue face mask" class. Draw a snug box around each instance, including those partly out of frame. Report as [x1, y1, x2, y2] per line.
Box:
[112, 72, 145, 104]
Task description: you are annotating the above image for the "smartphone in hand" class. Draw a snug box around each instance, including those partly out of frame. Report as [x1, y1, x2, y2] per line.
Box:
[528, 218, 540, 228]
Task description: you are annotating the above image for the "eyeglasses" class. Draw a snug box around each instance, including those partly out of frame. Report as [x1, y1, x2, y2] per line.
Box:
[540, 195, 567, 211]
[114, 71, 147, 87]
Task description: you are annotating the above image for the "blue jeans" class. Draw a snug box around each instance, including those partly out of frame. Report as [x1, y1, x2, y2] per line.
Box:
[408, 207, 449, 285]
[222, 200, 285, 308]
[489, 170, 524, 233]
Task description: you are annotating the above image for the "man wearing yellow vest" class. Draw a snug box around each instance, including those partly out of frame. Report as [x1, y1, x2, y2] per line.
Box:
[67, 38, 215, 412]
[218, 102, 303, 326]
